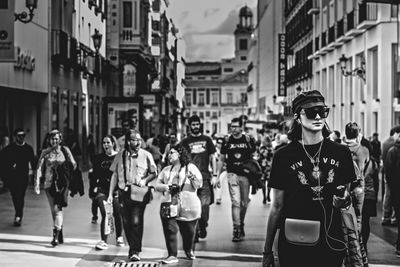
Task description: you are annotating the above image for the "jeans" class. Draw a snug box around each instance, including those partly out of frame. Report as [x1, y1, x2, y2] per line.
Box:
[161, 217, 198, 256]
[9, 180, 28, 219]
[197, 179, 212, 232]
[227, 173, 250, 228]
[383, 179, 396, 222]
[45, 189, 63, 230]
[120, 194, 147, 255]
[95, 192, 123, 242]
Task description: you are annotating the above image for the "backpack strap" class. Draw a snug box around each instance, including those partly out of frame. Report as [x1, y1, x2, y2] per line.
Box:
[122, 150, 127, 184]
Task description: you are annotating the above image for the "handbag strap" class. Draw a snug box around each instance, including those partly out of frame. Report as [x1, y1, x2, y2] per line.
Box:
[180, 165, 189, 191]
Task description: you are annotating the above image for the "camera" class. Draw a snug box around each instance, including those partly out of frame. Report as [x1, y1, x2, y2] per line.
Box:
[335, 186, 346, 198]
[169, 184, 180, 195]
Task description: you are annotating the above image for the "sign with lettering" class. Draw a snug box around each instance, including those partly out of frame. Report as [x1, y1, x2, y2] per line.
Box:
[0, 0, 14, 62]
[14, 47, 35, 71]
[278, 34, 287, 97]
[141, 94, 156, 105]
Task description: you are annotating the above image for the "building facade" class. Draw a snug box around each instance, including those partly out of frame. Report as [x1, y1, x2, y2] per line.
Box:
[247, 0, 285, 124]
[184, 6, 252, 136]
[0, 1, 50, 152]
[309, 0, 399, 138]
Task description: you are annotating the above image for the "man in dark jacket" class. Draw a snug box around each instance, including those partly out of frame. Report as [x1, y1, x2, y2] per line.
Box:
[384, 129, 400, 257]
[382, 126, 400, 226]
[3, 128, 36, 226]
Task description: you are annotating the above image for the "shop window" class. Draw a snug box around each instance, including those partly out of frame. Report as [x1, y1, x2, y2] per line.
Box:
[227, 93, 233, 104]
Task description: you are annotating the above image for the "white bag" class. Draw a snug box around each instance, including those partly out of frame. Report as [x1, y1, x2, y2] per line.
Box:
[103, 200, 114, 235]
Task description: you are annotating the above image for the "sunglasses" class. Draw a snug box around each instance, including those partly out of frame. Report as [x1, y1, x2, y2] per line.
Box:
[300, 106, 330, 119]
[17, 133, 26, 137]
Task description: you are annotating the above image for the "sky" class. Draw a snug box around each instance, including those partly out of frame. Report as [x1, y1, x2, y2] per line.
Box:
[168, 0, 257, 62]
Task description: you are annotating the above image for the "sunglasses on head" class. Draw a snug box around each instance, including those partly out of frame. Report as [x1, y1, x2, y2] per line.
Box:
[300, 106, 330, 119]
[17, 133, 25, 137]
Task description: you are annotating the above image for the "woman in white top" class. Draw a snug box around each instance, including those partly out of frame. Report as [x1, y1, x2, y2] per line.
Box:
[35, 129, 77, 247]
[155, 144, 202, 264]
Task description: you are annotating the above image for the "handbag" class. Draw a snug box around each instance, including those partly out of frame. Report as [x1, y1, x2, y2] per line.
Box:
[284, 218, 320, 246]
[130, 184, 150, 202]
[103, 200, 114, 235]
[160, 202, 178, 219]
[177, 166, 201, 221]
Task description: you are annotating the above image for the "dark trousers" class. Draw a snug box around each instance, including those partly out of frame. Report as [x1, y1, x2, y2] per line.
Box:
[96, 193, 123, 242]
[161, 217, 198, 257]
[9, 181, 28, 219]
[390, 184, 400, 247]
[197, 180, 212, 232]
[91, 199, 98, 220]
[121, 196, 147, 255]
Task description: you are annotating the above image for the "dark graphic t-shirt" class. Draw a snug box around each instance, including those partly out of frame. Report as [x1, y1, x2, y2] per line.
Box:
[180, 135, 216, 180]
[220, 135, 256, 175]
[92, 153, 116, 194]
[269, 139, 356, 254]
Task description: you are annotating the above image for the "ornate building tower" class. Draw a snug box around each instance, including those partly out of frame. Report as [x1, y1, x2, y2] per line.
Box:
[234, 5, 253, 63]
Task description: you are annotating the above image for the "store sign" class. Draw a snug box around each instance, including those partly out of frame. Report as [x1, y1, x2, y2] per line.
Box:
[14, 47, 35, 71]
[141, 94, 156, 105]
[0, 0, 15, 62]
[278, 34, 287, 97]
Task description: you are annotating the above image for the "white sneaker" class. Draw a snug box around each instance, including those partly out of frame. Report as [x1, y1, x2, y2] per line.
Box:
[116, 236, 125, 247]
[95, 240, 108, 250]
[161, 256, 178, 264]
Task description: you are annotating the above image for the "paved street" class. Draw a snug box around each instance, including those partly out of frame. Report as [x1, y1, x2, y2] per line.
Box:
[0, 174, 399, 267]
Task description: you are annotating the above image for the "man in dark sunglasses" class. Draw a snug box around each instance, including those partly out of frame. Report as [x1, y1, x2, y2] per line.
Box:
[3, 128, 36, 227]
[262, 90, 357, 267]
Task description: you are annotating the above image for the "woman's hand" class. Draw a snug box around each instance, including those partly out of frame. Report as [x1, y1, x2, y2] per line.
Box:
[262, 251, 275, 267]
[138, 179, 146, 187]
[333, 186, 351, 209]
[107, 195, 113, 203]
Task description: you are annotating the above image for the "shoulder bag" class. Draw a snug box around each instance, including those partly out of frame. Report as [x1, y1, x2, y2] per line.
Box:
[177, 165, 201, 221]
[122, 150, 152, 203]
[284, 218, 320, 246]
[160, 166, 182, 219]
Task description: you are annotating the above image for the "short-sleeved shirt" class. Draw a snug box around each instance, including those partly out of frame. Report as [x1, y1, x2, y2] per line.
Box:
[180, 135, 216, 180]
[268, 139, 356, 251]
[92, 153, 116, 194]
[110, 148, 157, 190]
[220, 135, 256, 175]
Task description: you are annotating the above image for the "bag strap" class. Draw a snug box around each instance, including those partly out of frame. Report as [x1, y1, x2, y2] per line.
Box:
[122, 150, 127, 184]
[180, 164, 189, 191]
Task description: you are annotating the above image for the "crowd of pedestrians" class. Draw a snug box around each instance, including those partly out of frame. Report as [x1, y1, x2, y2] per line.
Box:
[1, 90, 400, 265]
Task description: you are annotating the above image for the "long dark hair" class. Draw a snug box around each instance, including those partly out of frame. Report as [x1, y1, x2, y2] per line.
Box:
[287, 117, 331, 141]
[171, 144, 191, 166]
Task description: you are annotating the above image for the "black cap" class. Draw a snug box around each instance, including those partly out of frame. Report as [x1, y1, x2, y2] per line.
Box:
[292, 90, 326, 114]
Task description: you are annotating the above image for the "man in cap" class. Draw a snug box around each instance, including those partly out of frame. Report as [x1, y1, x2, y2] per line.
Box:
[262, 90, 356, 266]
[216, 117, 256, 242]
[180, 115, 216, 241]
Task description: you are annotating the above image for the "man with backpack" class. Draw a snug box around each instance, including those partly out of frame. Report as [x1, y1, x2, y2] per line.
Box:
[217, 117, 256, 242]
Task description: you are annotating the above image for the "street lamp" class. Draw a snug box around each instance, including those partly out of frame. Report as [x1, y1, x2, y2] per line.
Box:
[91, 29, 103, 53]
[15, 0, 38, 24]
[339, 54, 366, 82]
